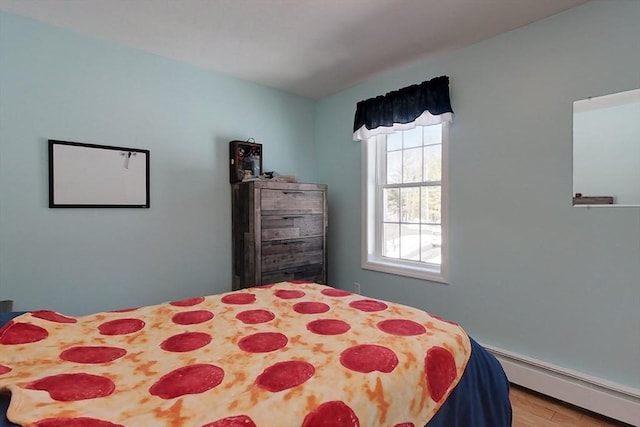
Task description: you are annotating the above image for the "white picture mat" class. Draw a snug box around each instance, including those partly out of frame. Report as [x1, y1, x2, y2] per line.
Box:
[52, 143, 148, 206]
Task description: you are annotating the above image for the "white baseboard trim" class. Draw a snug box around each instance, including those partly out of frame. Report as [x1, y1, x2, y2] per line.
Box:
[481, 343, 640, 426]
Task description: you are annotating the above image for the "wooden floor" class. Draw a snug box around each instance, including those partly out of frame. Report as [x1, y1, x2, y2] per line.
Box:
[510, 384, 633, 427]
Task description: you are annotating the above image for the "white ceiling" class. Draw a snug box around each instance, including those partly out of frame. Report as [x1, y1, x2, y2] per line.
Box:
[0, 0, 590, 99]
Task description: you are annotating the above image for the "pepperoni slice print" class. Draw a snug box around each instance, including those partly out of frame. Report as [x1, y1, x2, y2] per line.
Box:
[33, 418, 124, 427]
[31, 310, 77, 323]
[0, 365, 11, 375]
[255, 360, 315, 392]
[306, 319, 351, 335]
[202, 415, 257, 427]
[349, 299, 388, 312]
[60, 346, 127, 363]
[293, 302, 330, 314]
[377, 319, 426, 336]
[238, 332, 287, 353]
[149, 364, 224, 399]
[170, 296, 205, 307]
[221, 293, 256, 305]
[27, 373, 115, 401]
[0, 322, 48, 345]
[171, 310, 214, 325]
[302, 401, 359, 427]
[236, 309, 275, 324]
[321, 288, 351, 297]
[109, 307, 139, 313]
[275, 289, 305, 299]
[0, 319, 12, 335]
[340, 344, 398, 373]
[160, 332, 212, 352]
[429, 313, 459, 326]
[98, 318, 145, 335]
[425, 346, 457, 402]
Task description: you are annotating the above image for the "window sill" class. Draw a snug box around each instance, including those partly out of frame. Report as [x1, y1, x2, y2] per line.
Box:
[362, 258, 448, 284]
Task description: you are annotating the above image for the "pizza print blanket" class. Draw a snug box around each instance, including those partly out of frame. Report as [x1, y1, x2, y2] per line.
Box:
[0, 282, 471, 427]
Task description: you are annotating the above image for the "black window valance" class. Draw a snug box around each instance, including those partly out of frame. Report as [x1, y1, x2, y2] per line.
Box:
[353, 75, 453, 140]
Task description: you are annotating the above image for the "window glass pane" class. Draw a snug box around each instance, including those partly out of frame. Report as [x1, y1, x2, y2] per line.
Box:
[403, 127, 422, 148]
[423, 124, 442, 145]
[421, 224, 441, 264]
[401, 187, 421, 223]
[402, 147, 422, 183]
[400, 224, 420, 261]
[421, 186, 441, 224]
[383, 223, 399, 258]
[387, 151, 402, 184]
[423, 144, 441, 182]
[383, 188, 399, 222]
[387, 132, 402, 151]
[365, 121, 447, 281]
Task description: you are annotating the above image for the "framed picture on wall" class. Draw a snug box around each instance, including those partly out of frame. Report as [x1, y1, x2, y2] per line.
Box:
[229, 139, 262, 183]
[49, 140, 150, 208]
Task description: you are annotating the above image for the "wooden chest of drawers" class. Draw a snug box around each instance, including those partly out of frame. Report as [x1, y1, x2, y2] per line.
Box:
[231, 181, 327, 290]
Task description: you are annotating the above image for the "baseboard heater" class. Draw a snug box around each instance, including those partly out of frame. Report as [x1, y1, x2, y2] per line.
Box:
[481, 343, 640, 426]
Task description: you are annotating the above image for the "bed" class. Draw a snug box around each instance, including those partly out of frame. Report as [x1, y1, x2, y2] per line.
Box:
[1, 281, 511, 426]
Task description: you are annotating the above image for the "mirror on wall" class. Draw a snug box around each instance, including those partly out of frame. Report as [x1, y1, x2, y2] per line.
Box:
[573, 88, 640, 207]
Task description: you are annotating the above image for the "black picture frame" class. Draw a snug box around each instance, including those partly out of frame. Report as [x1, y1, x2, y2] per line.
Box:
[49, 140, 150, 208]
[229, 140, 262, 183]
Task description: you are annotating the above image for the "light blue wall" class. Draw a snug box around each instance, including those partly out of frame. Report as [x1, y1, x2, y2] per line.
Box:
[0, 12, 317, 315]
[315, 0, 640, 390]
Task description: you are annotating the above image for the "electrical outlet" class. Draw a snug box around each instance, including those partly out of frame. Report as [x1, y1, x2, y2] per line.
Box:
[353, 282, 361, 294]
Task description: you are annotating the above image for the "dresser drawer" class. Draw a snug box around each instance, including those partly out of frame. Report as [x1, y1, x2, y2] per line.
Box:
[261, 237, 323, 273]
[261, 214, 324, 241]
[261, 189, 324, 214]
[261, 264, 325, 285]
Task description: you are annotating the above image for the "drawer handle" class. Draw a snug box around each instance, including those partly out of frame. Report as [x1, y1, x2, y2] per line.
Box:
[282, 216, 303, 219]
[282, 191, 304, 195]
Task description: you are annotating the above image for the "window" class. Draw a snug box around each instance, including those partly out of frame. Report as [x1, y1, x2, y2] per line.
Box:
[353, 75, 453, 282]
[362, 122, 448, 282]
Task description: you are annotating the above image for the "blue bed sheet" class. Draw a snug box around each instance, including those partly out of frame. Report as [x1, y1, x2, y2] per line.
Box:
[427, 337, 512, 426]
[1, 311, 511, 427]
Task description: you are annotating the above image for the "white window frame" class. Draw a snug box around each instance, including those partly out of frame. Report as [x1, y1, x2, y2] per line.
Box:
[361, 122, 449, 283]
